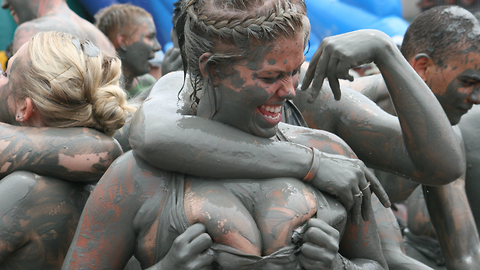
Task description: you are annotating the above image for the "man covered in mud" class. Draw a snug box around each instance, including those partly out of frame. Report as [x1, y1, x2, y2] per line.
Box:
[95, 4, 162, 97]
[1, 0, 115, 55]
[339, 5, 480, 269]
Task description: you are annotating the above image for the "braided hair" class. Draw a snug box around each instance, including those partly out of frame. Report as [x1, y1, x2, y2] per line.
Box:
[176, 0, 308, 107]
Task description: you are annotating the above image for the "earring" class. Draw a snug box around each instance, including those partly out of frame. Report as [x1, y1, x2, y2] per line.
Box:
[120, 45, 127, 51]
[16, 114, 24, 121]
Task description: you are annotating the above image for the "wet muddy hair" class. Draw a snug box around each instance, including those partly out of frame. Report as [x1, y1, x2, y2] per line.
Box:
[95, 4, 152, 42]
[176, 0, 308, 107]
[11, 31, 135, 136]
[401, 5, 480, 66]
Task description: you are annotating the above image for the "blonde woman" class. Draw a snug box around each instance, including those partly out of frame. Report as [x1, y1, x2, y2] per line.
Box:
[0, 31, 135, 270]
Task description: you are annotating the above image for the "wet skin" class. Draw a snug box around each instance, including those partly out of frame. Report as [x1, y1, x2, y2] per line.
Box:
[197, 36, 304, 138]
[458, 105, 480, 229]
[0, 39, 123, 269]
[0, 171, 88, 270]
[425, 50, 480, 125]
[129, 29, 464, 269]
[1, 0, 37, 25]
[63, 36, 387, 269]
[117, 16, 161, 91]
[341, 51, 480, 269]
[63, 123, 386, 270]
[0, 57, 122, 182]
[3, 0, 115, 55]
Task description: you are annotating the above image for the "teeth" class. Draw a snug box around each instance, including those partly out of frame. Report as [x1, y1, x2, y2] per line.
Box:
[260, 105, 282, 113]
[264, 114, 280, 120]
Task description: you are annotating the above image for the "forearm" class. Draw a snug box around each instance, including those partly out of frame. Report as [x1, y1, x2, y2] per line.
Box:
[375, 36, 464, 182]
[130, 109, 312, 179]
[129, 71, 314, 180]
[423, 180, 480, 269]
[0, 124, 122, 182]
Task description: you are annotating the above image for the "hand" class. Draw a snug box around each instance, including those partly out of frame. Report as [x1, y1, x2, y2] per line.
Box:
[310, 150, 390, 225]
[297, 218, 340, 269]
[161, 47, 183, 76]
[154, 223, 214, 270]
[301, 29, 394, 102]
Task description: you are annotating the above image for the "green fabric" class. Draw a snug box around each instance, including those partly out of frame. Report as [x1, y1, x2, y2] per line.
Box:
[128, 74, 157, 98]
[0, 9, 16, 51]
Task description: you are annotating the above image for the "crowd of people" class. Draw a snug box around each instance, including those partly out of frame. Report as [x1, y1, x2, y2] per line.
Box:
[0, 0, 479, 269]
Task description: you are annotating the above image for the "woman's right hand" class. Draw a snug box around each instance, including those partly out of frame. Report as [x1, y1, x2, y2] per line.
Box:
[153, 223, 214, 270]
[309, 150, 390, 225]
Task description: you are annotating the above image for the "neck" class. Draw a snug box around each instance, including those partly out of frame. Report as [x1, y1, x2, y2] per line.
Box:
[35, 0, 65, 17]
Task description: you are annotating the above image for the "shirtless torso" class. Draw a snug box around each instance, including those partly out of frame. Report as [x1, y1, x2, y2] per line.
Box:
[2, 0, 115, 55]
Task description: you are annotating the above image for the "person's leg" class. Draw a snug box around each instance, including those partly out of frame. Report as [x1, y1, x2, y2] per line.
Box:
[372, 194, 433, 270]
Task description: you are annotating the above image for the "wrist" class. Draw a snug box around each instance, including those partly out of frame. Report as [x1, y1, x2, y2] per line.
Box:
[302, 147, 321, 183]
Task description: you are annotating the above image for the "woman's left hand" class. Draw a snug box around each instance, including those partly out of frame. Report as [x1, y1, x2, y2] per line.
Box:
[301, 29, 395, 102]
[298, 218, 340, 269]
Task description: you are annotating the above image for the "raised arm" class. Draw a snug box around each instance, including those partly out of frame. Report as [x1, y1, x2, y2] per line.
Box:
[297, 29, 464, 185]
[0, 124, 122, 182]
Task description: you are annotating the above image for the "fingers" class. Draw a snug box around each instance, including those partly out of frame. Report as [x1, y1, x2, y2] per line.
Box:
[189, 230, 214, 254]
[301, 43, 323, 91]
[361, 181, 372, 222]
[298, 243, 336, 269]
[170, 224, 215, 269]
[182, 223, 208, 241]
[299, 218, 340, 269]
[306, 47, 327, 103]
[176, 223, 213, 254]
[351, 186, 363, 226]
[326, 57, 341, 101]
[365, 169, 391, 208]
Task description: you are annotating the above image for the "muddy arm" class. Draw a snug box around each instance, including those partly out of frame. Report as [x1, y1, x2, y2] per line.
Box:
[130, 72, 312, 180]
[0, 124, 122, 182]
[298, 29, 464, 185]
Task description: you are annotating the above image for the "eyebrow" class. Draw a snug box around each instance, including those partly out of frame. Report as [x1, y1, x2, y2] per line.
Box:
[257, 60, 306, 75]
[458, 74, 480, 82]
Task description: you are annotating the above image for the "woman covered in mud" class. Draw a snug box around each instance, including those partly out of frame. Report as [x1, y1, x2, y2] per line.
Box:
[63, 1, 389, 269]
[0, 31, 135, 269]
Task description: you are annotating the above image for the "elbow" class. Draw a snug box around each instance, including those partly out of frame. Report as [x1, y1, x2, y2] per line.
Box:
[421, 161, 465, 186]
[438, 153, 466, 184]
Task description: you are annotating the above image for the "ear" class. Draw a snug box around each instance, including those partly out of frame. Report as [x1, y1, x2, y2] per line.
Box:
[115, 33, 129, 51]
[15, 97, 34, 123]
[410, 53, 434, 83]
[199, 53, 218, 84]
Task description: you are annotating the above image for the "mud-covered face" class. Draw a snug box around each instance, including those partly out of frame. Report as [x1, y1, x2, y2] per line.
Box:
[1, 0, 37, 25]
[118, 16, 161, 77]
[426, 50, 480, 125]
[210, 34, 305, 138]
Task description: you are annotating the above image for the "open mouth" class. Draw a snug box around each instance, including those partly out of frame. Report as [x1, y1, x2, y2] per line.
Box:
[258, 104, 282, 123]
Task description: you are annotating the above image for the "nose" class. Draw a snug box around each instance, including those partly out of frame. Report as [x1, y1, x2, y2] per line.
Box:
[153, 38, 161, 52]
[469, 87, 480, 104]
[277, 76, 297, 99]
